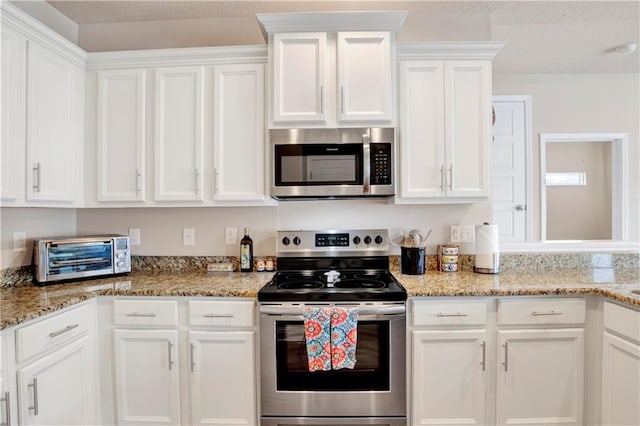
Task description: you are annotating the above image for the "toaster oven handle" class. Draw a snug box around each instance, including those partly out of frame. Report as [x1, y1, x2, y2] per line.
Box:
[260, 305, 405, 317]
[47, 241, 112, 248]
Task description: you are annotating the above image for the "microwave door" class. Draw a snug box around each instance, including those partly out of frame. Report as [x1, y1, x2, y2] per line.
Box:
[306, 156, 357, 183]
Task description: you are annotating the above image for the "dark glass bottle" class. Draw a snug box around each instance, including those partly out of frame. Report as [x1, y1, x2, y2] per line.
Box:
[240, 227, 253, 272]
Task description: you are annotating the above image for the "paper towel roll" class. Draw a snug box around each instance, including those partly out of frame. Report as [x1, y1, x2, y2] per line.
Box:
[475, 224, 499, 273]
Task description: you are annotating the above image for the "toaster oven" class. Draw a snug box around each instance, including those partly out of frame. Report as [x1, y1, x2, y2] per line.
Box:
[33, 235, 131, 284]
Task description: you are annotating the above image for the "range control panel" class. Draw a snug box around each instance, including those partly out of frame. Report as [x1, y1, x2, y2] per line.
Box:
[277, 229, 389, 256]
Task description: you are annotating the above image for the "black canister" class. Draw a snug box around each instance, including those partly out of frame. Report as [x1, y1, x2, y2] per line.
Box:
[401, 247, 425, 275]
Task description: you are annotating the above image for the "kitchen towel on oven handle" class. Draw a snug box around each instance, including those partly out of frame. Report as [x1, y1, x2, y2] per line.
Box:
[303, 306, 358, 371]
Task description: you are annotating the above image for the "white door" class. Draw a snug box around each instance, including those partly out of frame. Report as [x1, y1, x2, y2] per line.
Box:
[496, 329, 584, 426]
[398, 60, 445, 199]
[113, 329, 181, 425]
[26, 41, 81, 203]
[97, 69, 146, 202]
[444, 61, 491, 198]
[411, 329, 487, 425]
[189, 331, 256, 425]
[492, 98, 528, 242]
[601, 332, 640, 426]
[213, 64, 265, 202]
[154, 66, 204, 201]
[337, 31, 393, 122]
[17, 337, 98, 426]
[272, 32, 326, 123]
[1, 27, 26, 203]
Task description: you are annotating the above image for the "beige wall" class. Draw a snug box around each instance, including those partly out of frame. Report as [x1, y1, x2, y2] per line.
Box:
[493, 73, 640, 242]
[546, 142, 612, 240]
[0, 208, 76, 269]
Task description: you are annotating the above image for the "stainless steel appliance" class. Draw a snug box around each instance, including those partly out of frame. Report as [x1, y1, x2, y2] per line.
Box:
[258, 229, 407, 426]
[270, 128, 395, 199]
[33, 235, 131, 284]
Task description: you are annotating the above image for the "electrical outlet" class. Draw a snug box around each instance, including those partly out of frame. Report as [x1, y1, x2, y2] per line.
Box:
[461, 225, 475, 243]
[128, 228, 141, 246]
[13, 231, 26, 252]
[225, 227, 237, 245]
[183, 228, 195, 246]
[450, 225, 462, 243]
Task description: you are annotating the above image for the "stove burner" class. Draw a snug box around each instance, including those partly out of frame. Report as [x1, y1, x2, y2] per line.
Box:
[333, 279, 385, 289]
[278, 281, 324, 290]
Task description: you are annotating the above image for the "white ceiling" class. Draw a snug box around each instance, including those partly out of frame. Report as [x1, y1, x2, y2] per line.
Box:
[42, 0, 640, 74]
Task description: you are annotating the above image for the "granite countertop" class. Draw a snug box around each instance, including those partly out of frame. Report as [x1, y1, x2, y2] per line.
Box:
[1, 268, 639, 330]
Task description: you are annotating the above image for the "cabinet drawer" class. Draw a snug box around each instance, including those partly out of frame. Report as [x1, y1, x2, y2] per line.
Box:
[113, 299, 178, 327]
[16, 302, 93, 363]
[498, 298, 585, 326]
[604, 301, 640, 342]
[412, 298, 487, 327]
[188, 300, 254, 327]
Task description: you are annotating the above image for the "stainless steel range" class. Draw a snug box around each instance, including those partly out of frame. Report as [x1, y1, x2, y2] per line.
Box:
[258, 229, 407, 426]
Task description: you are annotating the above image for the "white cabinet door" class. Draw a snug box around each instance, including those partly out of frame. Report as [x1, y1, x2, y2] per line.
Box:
[17, 337, 98, 426]
[154, 67, 204, 201]
[113, 329, 181, 425]
[213, 64, 265, 201]
[444, 61, 491, 198]
[601, 332, 640, 426]
[411, 329, 487, 425]
[188, 331, 256, 425]
[398, 61, 445, 198]
[496, 329, 584, 426]
[272, 32, 326, 123]
[97, 69, 146, 202]
[26, 41, 82, 203]
[337, 31, 393, 122]
[1, 27, 26, 203]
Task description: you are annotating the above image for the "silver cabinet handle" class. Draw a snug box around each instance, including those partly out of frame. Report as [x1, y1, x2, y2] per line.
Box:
[1, 391, 10, 426]
[28, 378, 38, 416]
[167, 341, 174, 370]
[448, 164, 453, 190]
[194, 168, 200, 194]
[340, 86, 345, 115]
[32, 163, 41, 192]
[203, 314, 234, 318]
[48, 323, 79, 338]
[190, 343, 196, 372]
[436, 312, 468, 317]
[502, 342, 509, 372]
[135, 169, 142, 194]
[439, 165, 444, 190]
[125, 312, 157, 318]
[481, 341, 486, 371]
[531, 311, 563, 316]
[214, 168, 219, 193]
[319, 86, 324, 114]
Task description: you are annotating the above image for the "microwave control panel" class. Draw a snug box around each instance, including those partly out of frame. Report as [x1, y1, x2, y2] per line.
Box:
[370, 143, 392, 185]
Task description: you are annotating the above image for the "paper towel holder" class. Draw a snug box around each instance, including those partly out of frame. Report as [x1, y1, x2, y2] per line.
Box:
[474, 222, 500, 274]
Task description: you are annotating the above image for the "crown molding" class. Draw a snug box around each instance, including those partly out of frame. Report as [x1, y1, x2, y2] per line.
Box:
[86, 45, 267, 70]
[256, 11, 407, 41]
[1, 1, 86, 68]
[398, 42, 505, 60]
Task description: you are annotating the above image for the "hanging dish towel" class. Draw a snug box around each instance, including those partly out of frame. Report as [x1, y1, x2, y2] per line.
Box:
[303, 306, 332, 371]
[330, 307, 358, 370]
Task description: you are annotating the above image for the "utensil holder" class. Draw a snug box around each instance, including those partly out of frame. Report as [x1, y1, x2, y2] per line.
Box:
[401, 247, 425, 275]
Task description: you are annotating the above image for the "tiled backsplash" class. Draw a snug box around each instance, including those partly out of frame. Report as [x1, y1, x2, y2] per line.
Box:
[2, 252, 638, 288]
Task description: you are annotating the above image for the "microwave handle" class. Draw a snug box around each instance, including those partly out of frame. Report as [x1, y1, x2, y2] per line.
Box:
[362, 131, 371, 194]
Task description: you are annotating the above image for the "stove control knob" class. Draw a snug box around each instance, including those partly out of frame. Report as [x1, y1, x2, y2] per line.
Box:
[364, 235, 372, 245]
[282, 237, 290, 246]
[375, 235, 383, 244]
[293, 236, 301, 246]
[353, 236, 361, 245]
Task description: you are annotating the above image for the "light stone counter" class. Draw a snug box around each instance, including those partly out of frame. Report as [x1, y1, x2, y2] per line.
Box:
[1, 268, 638, 330]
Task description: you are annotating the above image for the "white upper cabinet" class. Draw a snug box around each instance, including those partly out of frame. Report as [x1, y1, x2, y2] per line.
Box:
[337, 32, 393, 122]
[213, 64, 266, 202]
[97, 69, 146, 202]
[154, 66, 205, 202]
[272, 33, 326, 123]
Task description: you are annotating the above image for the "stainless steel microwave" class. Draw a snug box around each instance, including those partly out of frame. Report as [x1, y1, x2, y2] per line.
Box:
[270, 128, 395, 199]
[33, 235, 131, 284]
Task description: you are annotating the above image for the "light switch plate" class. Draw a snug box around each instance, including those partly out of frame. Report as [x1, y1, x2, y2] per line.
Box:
[461, 225, 475, 243]
[128, 228, 141, 245]
[183, 228, 195, 246]
[225, 227, 237, 245]
[450, 225, 462, 243]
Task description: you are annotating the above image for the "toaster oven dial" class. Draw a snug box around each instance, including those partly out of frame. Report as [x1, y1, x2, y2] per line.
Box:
[116, 252, 125, 259]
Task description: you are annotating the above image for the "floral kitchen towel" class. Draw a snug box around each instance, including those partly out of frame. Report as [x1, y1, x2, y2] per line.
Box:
[330, 307, 358, 370]
[303, 306, 332, 371]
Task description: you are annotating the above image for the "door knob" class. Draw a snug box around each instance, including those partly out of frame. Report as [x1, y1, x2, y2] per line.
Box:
[515, 204, 526, 211]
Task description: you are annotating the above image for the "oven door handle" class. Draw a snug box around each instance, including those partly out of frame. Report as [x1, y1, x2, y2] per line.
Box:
[259, 305, 406, 316]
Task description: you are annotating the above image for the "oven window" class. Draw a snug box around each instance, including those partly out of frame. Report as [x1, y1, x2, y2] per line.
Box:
[274, 144, 363, 186]
[275, 321, 390, 391]
[47, 243, 113, 276]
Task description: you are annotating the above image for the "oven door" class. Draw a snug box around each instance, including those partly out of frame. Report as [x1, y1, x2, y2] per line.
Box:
[259, 303, 406, 418]
[261, 417, 406, 426]
[41, 240, 114, 282]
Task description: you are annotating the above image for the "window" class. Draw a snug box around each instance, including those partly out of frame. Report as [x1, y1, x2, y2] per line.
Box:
[544, 172, 587, 186]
